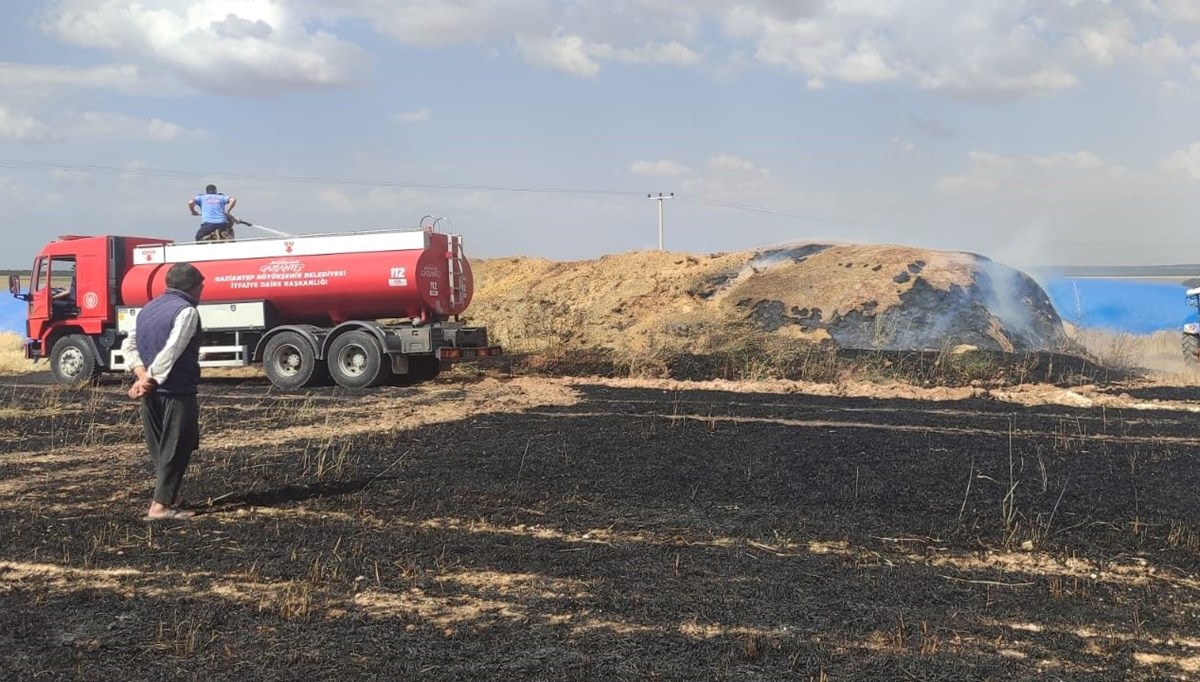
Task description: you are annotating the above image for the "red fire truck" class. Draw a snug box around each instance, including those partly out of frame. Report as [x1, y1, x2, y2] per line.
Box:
[9, 224, 500, 389]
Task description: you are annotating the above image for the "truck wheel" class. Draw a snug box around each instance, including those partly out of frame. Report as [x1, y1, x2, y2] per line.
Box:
[50, 334, 100, 386]
[264, 331, 328, 390]
[328, 330, 389, 389]
[1184, 334, 1199, 363]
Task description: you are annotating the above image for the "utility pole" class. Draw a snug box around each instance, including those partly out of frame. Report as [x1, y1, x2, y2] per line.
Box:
[647, 192, 674, 250]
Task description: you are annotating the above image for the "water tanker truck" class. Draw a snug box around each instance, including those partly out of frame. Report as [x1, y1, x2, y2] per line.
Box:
[8, 223, 501, 389]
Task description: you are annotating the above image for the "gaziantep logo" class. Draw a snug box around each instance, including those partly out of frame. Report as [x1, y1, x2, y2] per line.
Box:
[284, 240, 295, 254]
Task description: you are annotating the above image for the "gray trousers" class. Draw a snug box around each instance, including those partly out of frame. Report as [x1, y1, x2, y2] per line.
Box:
[139, 392, 200, 505]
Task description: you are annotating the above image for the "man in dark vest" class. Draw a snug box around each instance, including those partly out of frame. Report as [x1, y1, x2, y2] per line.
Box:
[121, 262, 205, 520]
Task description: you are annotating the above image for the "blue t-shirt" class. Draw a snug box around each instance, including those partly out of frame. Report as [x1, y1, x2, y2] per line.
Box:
[194, 193, 230, 223]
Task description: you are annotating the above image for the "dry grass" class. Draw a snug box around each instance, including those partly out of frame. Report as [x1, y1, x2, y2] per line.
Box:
[718, 244, 976, 320]
[0, 331, 37, 375]
[468, 246, 983, 365]
[1068, 326, 1200, 383]
[470, 249, 749, 356]
[467, 245, 1079, 386]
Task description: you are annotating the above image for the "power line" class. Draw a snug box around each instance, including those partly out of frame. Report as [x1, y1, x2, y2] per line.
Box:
[0, 157, 859, 227]
[677, 195, 854, 226]
[0, 159, 646, 197]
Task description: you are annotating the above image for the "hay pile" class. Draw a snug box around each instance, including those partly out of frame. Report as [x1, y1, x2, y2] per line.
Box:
[467, 243, 1065, 367]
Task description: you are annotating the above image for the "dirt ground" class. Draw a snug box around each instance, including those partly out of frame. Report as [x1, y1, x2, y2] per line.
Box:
[1, 369, 1198, 681]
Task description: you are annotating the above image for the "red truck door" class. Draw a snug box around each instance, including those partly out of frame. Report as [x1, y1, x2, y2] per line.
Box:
[27, 256, 49, 338]
[27, 256, 79, 342]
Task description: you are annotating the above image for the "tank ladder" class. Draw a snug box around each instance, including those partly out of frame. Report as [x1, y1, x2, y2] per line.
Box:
[447, 233, 466, 308]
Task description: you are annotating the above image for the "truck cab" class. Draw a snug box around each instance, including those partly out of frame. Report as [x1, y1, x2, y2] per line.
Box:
[11, 235, 169, 383]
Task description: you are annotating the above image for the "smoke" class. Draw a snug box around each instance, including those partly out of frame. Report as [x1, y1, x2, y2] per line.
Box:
[976, 256, 1060, 350]
[748, 243, 832, 270]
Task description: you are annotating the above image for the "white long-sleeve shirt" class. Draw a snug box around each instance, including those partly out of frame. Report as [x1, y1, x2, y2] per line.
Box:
[120, 307, 201, 383]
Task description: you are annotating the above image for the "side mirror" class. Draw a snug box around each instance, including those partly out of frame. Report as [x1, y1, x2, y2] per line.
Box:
[9, 274, 29, 302]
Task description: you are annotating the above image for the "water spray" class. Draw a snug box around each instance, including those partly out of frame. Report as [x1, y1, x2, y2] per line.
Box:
[232, 217, 292, 238]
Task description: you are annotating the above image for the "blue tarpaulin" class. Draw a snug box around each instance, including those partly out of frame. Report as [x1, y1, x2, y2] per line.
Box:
[1042, 277, 1192, 334]
[0, 296, 25, 336]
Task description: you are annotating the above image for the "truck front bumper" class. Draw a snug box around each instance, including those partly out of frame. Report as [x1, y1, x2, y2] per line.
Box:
[24, 338, 41, 361]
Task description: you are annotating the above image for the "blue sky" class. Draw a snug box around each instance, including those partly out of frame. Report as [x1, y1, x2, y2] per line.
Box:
[5, 1, 1200, 268]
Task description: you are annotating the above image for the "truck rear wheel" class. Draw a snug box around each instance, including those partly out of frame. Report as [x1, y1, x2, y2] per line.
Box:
[264, 331, 328, 390]
[328, 330, 389, 389]
[50, 334, 100, 386]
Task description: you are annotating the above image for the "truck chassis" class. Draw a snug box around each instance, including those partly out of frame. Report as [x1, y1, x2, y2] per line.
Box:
[36, 299, 500, 389]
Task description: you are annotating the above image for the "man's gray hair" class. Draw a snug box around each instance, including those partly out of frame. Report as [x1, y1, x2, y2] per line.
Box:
[165, 262, 204, 291]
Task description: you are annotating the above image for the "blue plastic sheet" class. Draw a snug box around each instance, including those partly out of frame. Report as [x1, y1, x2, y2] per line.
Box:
[0, 296, 26, 336]
[1042, 277, 1193, 334]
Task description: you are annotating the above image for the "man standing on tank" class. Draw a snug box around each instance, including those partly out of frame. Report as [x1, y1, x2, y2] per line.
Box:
[121, 262, 205, 520]
[188, 184, 237, 241]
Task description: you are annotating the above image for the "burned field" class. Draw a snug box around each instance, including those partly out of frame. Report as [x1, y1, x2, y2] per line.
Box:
[1, 373, 1198, 680]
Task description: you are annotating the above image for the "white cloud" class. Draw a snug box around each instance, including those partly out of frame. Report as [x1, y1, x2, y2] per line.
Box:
[329, 0, 549, 47]
[742, 17, 899, 84]
[679, 154, 780, 203]
[319, 187, 358, 214]
[968, 151, 1018, 170]
[65, 112, 206, 142]
[717, 1, 1198, 99]
[516, 34, 602, 77]
[29, 1, 1200, 98]
[1032, 151, 1111, 171]
[1135, 35, 1185, 69]
[609, 41, 702, 67]
[394, 108, 432, 123]
[1152, 0, 1200, 25]
[936, 149, 1126, 193]
[0, 107, 54, 142]
[706, 153, 771, 179]
[517, 33, 704, 76]
[0, 106, 204, 143]
[631, 159, 692, 176]
[0, 62, 173, 96]
[1160, 142, 1200, 179]
[42, 0, 368, 96]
